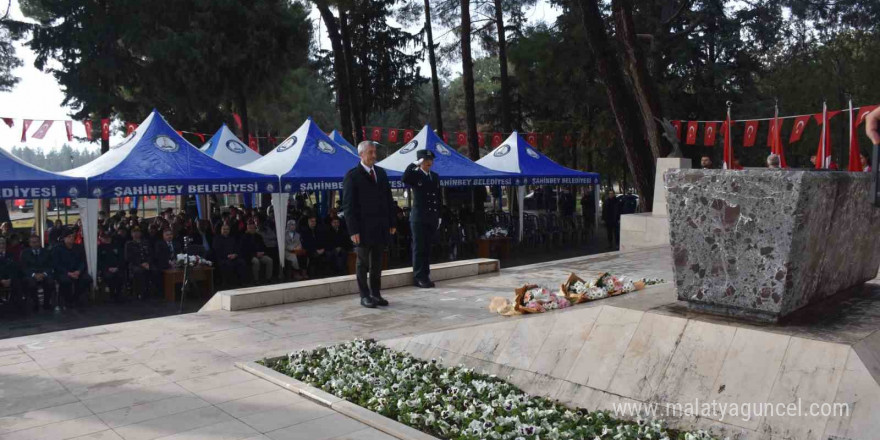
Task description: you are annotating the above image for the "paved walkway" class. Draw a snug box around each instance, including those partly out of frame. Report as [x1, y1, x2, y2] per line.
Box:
[0, 247, 673, 440]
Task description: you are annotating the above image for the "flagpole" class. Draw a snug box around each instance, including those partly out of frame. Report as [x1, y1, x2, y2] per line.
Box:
[725, 101, 732, 169]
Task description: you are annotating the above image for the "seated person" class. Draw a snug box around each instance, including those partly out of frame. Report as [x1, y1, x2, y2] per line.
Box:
[152, 228, 180, 271]
[213, 223, 248, 287]
[284, 220, 307, 280]
[0, 237, 21, 309]
[98, 231, 124, 301]
[20, 234, 55, 311]
[241, 221, 273, 284]
[53, 230, 91, 308]
[325, 217, 352, 275]
[299, 214, 328, 278]
[125, 227, 157, 298]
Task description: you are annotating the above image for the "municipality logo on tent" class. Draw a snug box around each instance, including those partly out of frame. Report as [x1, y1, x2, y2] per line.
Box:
[68, 187, 79, 198]
[494, 144, 511, 157]
[435, 143, 450, 155]
[400, 140, 419, 154]
[317, 141, 336, 154]
[226, 140, 247, 154]
[92, 188, 103, 198]
[154, 136, 179, 152]
[277, 136, 297, 152]
[526, 148, 539, 159]
[266, 183, 275, 192]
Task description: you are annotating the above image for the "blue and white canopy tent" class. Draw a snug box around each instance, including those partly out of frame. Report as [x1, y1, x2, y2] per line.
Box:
[477, 132, 602, 241]
[243, 118, 400, 268]
[200, 124, 262, 167]
[0, 148, 88, 246]
[62, 110, 279, 285]
[378, 125, 516, 186]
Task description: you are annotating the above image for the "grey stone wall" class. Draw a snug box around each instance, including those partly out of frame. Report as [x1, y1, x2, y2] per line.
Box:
[665, 169, 880, 321]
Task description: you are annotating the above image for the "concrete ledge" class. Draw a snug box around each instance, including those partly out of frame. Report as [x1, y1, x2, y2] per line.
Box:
[201, 258, 500, 312]
[236, 361, 439, 440]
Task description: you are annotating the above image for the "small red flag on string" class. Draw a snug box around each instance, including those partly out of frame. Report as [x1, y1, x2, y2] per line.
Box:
[456, 132, 466, 146]
[65, 121, 73, 141]
[442, 132, 449, 144]
[125, 122, 138, 136]
[563, 134, 573, 148]
[543, 133, 553, 149]
[371, 127, 382, 142]
[248, 134, 258, 152]
[742, 120, 758, 147]
[176, 130, 184, 137]
[703, 121, 719, 146]
[388, 129, 399, 143]
[84, 120, 93, 141]
[526, 132, 538, 147]
[21, 119, 33, 142]
[101, 118, 110, 141]
[232, 113, 243, 131]
[403, 129, 415, 143]
[361, 127, 366, 140]
[197, 133, 206, 144]
[491, 132, 502, 147]
[789, 115, 810, 143]
[722, 115, 733, 168]
[685, 121, 698, 145]
[671, 121, 682, 139]
[477, 132, 485, 148]
[857, 105, 878, 126]
[32, 120, 53, 140]
[2, 118, 12, 128]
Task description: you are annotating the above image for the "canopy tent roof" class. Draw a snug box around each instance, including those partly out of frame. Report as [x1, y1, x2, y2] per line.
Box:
[378, 125, 516, 187]
[62, 110, 277, 198]
[477, 132, 600, 185]
[328, 130, 358, 156]
[243, 119, 402, 193]
[200, 124, 262, 167]
[0, 148, 86, 200]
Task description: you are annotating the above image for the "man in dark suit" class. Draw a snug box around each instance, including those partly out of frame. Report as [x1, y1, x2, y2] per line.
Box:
[0, 237, 22, 310]
[300, 214, 327, 278]
[21, 234, 55, 310]
[402, 149, 441, 288]
[152, 228, 179, 271]
[325, 217, 352, 275]
[125, 226, 156, 298]
[213, 223, 248, 287]
[343, 140, 396, 308]
[53, 230, 91, 308]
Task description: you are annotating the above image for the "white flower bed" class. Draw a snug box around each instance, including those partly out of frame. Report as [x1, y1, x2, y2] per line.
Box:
[263, 339, 716, 440]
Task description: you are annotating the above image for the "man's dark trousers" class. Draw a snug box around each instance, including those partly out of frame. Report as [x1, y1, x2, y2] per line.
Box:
[356, 244, 382, 298]
[411, 221, 435, 282]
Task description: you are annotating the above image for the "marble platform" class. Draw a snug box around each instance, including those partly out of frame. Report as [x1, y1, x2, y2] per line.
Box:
[620, 157, 691, 251]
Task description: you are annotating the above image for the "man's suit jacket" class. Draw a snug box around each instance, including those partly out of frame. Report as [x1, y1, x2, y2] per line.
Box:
[21, 247, 53, 278]
[153, 240, 180, 270]
[343, 164, 396, 246]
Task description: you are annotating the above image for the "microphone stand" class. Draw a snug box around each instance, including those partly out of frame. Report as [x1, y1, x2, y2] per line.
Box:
[178, 236, 193, 314]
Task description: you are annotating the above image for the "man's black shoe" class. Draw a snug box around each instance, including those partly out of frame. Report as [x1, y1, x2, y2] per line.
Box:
[416, 279, 433, 289]
[425, 280, 435, 288]
[360, 296, 377, 308]
[372, 294, 389, 306]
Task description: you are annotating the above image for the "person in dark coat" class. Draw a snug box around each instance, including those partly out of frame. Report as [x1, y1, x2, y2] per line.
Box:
[98, 231, 124, 301]
[48, 219, 65, 247]
[53, 229, 91, 308]
[300, 214, 328, 278]
[343, 140, 396, 308]
[125, 227, 156, 298]
[325, 217, 352, 275]
[241, 221, 272, 284]
[402, 149, 441, 288]
[152, 228, 180, 271]
[581, 186, 596, 237]
[602, 190, 621, 248]
[0, 237, 22, 310]
[213, 223, 248, 287]
[21, 234, 55, 310]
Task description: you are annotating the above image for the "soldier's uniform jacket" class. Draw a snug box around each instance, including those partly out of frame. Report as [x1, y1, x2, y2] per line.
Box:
[124, 239, 152, 269]
[403, 162, 441, 225]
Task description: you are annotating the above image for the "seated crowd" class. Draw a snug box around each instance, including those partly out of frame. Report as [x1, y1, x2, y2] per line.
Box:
[0, 203, 355, 312]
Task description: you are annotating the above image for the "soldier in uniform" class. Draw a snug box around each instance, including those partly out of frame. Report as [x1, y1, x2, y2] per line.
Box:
[125, 227, 156, 298]
[403, 149, 441, 288]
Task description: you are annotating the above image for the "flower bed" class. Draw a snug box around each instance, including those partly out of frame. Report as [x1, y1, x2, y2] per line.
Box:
[262, 339, 715, 440]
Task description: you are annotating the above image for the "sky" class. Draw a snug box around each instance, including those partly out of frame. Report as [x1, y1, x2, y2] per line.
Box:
[0, 0, 561, 156]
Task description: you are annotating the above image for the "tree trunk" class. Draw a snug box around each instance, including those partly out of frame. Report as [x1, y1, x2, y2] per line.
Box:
[339, 9, 363, 143]
[613, 0, 667, 158]
[424, 0, 444, 134]
[315, 0, 354, 144]
[576, 0, 655, 211]
[493, 0, 512, 133]
[461, 0, 479, 161]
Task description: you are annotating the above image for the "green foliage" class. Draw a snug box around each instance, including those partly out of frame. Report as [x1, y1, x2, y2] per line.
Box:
[0, 27, 23, 92]
[10, 145, 100, 172]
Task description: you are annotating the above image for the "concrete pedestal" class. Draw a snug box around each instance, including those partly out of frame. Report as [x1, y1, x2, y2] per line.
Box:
[620, 157, 691, 251]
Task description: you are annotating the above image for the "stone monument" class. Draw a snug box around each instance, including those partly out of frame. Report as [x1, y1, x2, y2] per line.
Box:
[666, 169, 880, 322]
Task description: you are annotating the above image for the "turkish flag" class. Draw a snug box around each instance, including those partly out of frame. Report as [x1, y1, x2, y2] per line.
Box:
[856, 105, 878, 126]
[361, 127, 366, 140]
[722, 119, 733, 169]
[671, 120, 682, 140]
[442, 132, 449, 144]
[685, 121, 698, 145]
[848, 105, 862, 172]
[543, 133, 553, 149]
[2, 118, 12, 128]
[789, 115, 810, 143]
[101, 118, 110, 141]
[176, 130, 184, 137]
[21, 119, 32, 142]
[125, 122, 138, 136]
[769, 117, 787, 168]
[477, 132, 485, 148]
[84, 121, 93, 141]
[563, 134, 573, 148]
[65, 121, 73, 141]
[526, 132, 538, 147]
[388, 129, 399, 143]
[371, 127, 382, 142]
[232, 113, 243, 131]
[742, 121, 758, 147]
[32, 120, 54, 140]
[813, 109, 840, 169]
[197, 133, 206, 144]
[703, 122, 719, 146]
[248, 134, 258, 152]
[403, 129, 415, 143]
[491, 132, 502, 147]
[456, 132, 466, 146]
